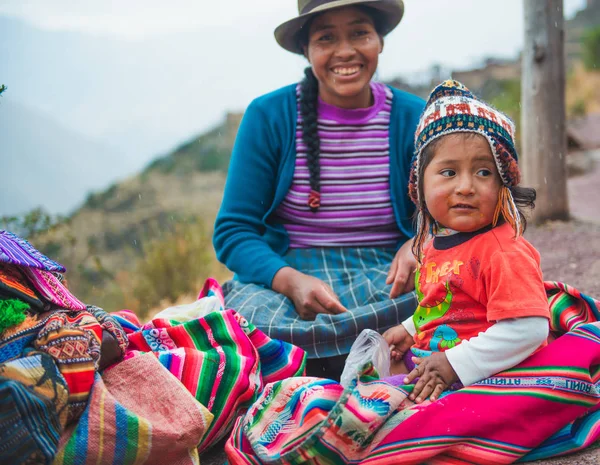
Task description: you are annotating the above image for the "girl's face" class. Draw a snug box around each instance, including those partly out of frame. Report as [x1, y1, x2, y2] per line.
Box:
[422, 133, 502, 233]
[305, 7, 382, 109]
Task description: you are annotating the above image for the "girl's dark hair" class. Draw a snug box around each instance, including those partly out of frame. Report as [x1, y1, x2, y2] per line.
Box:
[298, 5, 384, 212]
[412, 134, 537, 259]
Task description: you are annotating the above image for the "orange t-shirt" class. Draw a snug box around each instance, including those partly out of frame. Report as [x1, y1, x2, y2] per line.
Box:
[411, 222, 550, 357]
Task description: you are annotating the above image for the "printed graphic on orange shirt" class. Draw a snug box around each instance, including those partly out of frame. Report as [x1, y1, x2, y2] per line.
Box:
[412, 266, 462, 355]
[424, 260, 464, 283]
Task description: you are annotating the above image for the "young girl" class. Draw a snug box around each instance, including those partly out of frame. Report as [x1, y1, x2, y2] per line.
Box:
[383, 80, 550, 403]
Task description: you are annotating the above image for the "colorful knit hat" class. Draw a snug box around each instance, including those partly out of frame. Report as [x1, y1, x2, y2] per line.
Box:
[408, 80, 521, 206]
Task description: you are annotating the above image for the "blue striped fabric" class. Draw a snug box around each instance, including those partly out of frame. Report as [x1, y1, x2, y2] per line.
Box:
[223, 247, 417, 358]
[0, 352, 68, 465]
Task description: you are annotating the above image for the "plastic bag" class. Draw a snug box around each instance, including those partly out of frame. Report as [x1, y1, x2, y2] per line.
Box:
[340, 329, 391, 387]
[152, 296, 223, 322]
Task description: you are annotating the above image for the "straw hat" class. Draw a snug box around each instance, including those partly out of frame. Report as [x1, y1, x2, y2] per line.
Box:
[274, 0, 404, 54]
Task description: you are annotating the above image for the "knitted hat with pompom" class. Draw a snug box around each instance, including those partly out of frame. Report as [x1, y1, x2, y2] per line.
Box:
[408, 79, 521, 206]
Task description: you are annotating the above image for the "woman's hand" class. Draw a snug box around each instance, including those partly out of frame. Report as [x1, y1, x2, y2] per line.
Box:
[387, 238, 417, 298]
[272, 267, 347, 320]
[404, 352, 458, 403]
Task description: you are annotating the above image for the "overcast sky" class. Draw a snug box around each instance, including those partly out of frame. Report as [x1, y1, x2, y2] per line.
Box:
[0, 0, 589, 216]
[0, 0, 587, 79]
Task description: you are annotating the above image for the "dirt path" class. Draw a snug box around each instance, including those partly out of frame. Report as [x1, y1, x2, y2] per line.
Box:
[202, 159, 600, 464]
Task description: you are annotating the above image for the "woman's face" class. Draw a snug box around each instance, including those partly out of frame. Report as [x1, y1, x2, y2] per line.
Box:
[305, 6, 383, 109]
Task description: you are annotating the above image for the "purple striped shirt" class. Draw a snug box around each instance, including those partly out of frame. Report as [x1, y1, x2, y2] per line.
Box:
[274, 82, 402, 248]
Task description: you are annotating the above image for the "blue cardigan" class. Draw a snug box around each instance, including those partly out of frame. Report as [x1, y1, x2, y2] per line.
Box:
[213, 84, 425, 288]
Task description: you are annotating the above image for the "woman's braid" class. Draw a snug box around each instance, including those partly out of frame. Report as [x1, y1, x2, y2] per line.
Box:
[300, 66, 321, 212]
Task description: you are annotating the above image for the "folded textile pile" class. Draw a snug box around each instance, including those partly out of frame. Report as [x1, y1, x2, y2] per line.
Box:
[0, 230, 128, 465]
[0, 230, 85, 314]
[226, 282, 600, 464]
[1, 230, 308, 463]
[50, 277, 306, 463]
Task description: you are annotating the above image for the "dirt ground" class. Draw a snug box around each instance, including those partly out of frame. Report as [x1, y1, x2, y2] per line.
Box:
[201, 156, 600, 464]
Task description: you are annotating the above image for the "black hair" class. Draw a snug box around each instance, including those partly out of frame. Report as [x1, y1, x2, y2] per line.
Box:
[412, 133, 537, 259]
[299, 66, 321, 212]
[298, 5, 384, 212]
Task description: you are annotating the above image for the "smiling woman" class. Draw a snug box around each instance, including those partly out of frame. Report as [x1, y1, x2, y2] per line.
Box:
[300, 7, 383, 109]
[213, 0, 425, 378]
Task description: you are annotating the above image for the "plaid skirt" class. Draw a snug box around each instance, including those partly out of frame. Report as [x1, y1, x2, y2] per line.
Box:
[223, 247, 417, 359]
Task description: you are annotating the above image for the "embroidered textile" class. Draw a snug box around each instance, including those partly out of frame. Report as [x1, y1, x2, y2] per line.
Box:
[21, 266, 86, 311]
[226, 282, 600, 464]
[34, 310, 103, 423]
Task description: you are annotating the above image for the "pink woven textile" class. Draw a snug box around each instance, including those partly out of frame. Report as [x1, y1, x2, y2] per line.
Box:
[21, 266, 86, 310]
[53, 352, 213, 465]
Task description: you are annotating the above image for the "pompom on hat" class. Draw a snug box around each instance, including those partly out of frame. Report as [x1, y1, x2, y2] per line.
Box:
[408, 79, 521, 206]
[274, 0, 404, 54]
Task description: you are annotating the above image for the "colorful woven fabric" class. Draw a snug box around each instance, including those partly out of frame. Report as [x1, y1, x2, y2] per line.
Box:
[0, 350, 69, 465]
[126, 307, 306, 452]
[106, 279, 306, 452]
[197, 276, 225, 302]
[0, 314, 49, 364]
[409, 79, 520, 205]
[547, 281, 600, 332]
[34, 310, 103, 423]
[0, 229, 66, 272]
[110, 309, 142, 334]
[53, 352, 213, 465]
[87, 305, 129, 359]
[0, 261, 44, 310]
[21, 266, 86, 311]
[226, 282, 600, 464]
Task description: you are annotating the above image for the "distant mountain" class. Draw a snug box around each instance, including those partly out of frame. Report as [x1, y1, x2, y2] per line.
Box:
[0, 15, 290, 197]
[0, 16, 204, 166]
[0, 98, 127, 215]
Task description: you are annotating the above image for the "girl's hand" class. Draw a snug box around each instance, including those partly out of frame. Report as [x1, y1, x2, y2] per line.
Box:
[387, 238, 417, 298]
[404, 352, 458, 403]
[383, 324, 414, 361]
[272, 267, 347, 320]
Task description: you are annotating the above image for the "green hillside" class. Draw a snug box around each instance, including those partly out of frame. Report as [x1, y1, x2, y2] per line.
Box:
[32, 114, 242, 317]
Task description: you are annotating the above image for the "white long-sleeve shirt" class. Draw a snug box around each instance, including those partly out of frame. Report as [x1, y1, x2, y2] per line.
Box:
[402, 316, 549, 386]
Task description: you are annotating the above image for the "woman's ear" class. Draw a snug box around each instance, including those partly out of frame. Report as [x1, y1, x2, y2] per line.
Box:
[303, 45, 310, 62]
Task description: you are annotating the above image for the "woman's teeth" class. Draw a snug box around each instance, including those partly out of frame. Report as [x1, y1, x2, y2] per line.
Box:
[332, 66, 360, 76]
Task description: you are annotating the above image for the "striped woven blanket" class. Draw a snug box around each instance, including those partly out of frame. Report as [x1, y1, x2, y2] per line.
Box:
[225, 281, 600, 464]
[51, 278, 306, 464]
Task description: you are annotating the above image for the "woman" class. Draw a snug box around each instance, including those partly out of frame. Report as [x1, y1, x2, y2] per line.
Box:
[213, 0, 425, 378]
